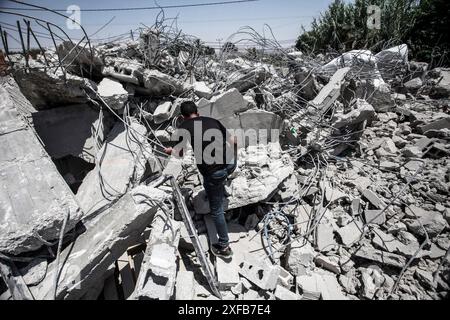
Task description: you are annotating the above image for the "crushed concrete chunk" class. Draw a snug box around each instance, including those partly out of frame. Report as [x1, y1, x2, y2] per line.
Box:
[97, 77, 129, 110]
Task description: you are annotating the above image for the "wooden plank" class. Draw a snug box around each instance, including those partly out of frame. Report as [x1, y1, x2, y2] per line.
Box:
[0, 259, 34, 300]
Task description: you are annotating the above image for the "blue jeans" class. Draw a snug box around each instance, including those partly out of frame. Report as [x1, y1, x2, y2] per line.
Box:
[202, 160, 237, 249]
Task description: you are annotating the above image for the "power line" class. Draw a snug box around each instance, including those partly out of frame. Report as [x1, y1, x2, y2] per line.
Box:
[0, 0, 259, 12]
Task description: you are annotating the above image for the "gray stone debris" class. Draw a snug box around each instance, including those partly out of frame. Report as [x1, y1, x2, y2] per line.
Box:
[142, 69, 188, 96]
[97, 77, 129, 110]
[2, 29, 449, 302]
[12, 58, 96, 109]
[30, 186, 162, 299]
[353, 244, 407, 268]
[238, 255, 281, 291]
[0, 82, 83, 254]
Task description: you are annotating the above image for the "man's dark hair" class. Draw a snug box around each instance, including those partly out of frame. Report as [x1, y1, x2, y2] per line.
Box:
[180, 101, 198, 117]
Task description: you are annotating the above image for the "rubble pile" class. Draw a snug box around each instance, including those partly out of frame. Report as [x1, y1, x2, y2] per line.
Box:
[0, 26, 449, 301]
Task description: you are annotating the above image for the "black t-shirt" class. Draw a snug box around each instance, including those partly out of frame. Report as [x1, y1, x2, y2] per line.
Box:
[174, 116, 234, 176]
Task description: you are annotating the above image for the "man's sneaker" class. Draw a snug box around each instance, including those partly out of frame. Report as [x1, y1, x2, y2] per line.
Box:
[211, 244, 233, 259]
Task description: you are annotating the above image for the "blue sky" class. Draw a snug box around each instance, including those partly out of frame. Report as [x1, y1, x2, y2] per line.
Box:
[0, 0, 339, 50]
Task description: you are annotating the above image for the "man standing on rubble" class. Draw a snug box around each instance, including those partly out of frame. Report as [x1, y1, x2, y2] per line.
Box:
[164, 101, 237, 259]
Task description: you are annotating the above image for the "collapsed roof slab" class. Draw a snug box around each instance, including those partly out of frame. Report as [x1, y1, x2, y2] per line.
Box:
[75, 119, 152, 220]
[29, 185, 163, 300]
[0, 84, 83, 255]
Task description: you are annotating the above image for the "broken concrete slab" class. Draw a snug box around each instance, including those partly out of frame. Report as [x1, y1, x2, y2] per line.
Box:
[131, 204, 181, 300]
[297, 271, 347, 300]
[30, 186, 162, 299]
[193, 81, 212, 99]
[238, 255, 280, 291]
[0, 84, 83, 255]
[102, 57, 144, 85]
[274, 284, 300, 300]
[19, 258, 48, 287]
[97, 77, 129, 110]
[153, 101, 174, 124]
[372, 228, 403, 253]
[142, 69, 187, 97]
[12, 59, 96, 109]
[286, 241, 316, 276]
[76, 118, 152, 219]
[321, 50, 376, 75]
[318, 272, 348, 300]
[338, 271, 359, 295]
[296, 274, 321, 300]
[316, 221, 338, 252]
[198, 88, 251, 121]
[418, 117, 450, 134]
[353, 244, 407, 268]
[56, 41, 104, 80]
[311, 67, 350, 113]
[404, 211, 448, 238]
[333, 99, 375, 129]
[315, 255, 341, 274]
[362, 189, 387, 210]
[364, 210, 386, 225]
[226, 67, 271, 93]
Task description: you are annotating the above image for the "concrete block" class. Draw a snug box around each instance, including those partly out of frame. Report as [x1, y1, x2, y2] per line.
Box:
[311, 67, 350, 113]
[337, 220, 363, 246]
[315, 255, 341, 274]
[176, 271, 195, 300]
[316, 222, 338, 252]
[274, 284, 300, 300]
[275, 266, 293, 288]
[364, 210, 386, 225]
[132, 208, 181, 300]
[142, 69, 186, 97]
[353, 244, 406, 268]
[238, 256, 280, 291]
[98, 77, 129, 110]
[198, 88, 250, 120]
[153, 101, 173, 124]
[194, 81, 212, 99]
[216, 258, 240, 290]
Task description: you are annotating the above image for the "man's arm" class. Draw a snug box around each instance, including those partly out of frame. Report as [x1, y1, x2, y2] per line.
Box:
[228, 134, 237, 147]
[164, 146, 184, 157]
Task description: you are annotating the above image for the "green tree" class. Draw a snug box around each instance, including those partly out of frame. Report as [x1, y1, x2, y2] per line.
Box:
[295, 0, 448, 66]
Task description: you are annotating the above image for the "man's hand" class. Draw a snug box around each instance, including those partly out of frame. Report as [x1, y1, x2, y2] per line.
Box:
[164, 147, 173, 155]
[228, 135, 238, 146]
